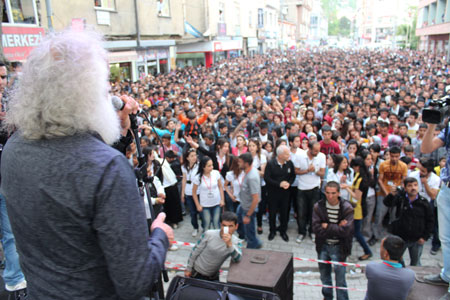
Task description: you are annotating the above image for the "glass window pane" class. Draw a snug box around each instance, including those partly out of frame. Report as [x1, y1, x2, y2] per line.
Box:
[102, 0, 115, 10]
[2, 0, 10, 23]
[10, 0, 36, 24]
[94, 0, 115, 10]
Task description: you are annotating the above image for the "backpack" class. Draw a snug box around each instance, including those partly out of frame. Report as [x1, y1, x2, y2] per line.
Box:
[185, 121, 201, 137]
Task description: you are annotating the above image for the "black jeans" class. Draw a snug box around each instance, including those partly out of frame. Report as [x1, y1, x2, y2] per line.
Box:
[296, 187, 321, 235]
[430, 200, 441, 250]
[257, 186, 268, 228]
[268, 189, 290, 234]
[289, 186, 298, 218]
[192, 269, 220, 281]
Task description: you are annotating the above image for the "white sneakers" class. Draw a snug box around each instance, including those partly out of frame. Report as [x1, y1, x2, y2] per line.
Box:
[169, 244, 179, 251]
[296, 234, 306, 244]
[5, 280, 27, 292]
[192, 229, 198, 237]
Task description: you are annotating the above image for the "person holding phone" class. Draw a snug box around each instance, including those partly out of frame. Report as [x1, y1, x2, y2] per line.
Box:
[185, 212, 242, 281]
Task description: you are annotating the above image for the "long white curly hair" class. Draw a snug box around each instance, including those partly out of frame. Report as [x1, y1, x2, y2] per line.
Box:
[5, 29, 121, 145]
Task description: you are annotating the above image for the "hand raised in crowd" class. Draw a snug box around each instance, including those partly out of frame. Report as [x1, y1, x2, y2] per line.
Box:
[420, 176, 427, 185]
[150, 212, 174, 242]
[222, 231, 233, 247]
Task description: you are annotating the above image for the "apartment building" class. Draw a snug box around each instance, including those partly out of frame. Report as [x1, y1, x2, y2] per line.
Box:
[416, 0, 450, 54]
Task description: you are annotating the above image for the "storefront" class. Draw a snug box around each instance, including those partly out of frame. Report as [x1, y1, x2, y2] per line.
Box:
[176, 40, 243, 68]
[136, 48, 170, 77]
[108, 50, 138, 82]
[105, 40, 175, 82]
[247, 37, 258, 57]
[2, 25, 45, 62]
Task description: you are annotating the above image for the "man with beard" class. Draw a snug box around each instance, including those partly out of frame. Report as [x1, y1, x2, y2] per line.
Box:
[383, 177, 434, 266]
[1, 30, 173, 300]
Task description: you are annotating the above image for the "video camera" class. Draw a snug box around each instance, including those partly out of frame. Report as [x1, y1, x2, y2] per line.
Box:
[422, 95, 450, 124]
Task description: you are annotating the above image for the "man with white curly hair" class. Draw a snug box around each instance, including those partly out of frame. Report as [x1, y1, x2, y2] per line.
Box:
[0, 61, 28, 300]
[0, 30, 173, 300]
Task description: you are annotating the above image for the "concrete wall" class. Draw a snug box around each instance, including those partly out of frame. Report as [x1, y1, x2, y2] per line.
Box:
[49, 0, 184, 38]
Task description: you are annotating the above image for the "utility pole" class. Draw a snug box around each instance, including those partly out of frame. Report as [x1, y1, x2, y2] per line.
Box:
[133, 0, 141, 48]
[447, 34, 450, 64]
[45, 0, 53, 30]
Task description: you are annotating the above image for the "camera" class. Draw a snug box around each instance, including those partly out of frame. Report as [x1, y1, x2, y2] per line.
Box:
[422, 95, 450, 124]
[396, 186, 405, 195]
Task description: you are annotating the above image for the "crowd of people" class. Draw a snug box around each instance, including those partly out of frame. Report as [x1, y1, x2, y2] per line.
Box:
[112, 48, 450, 299]
[1, 28, 450, 300]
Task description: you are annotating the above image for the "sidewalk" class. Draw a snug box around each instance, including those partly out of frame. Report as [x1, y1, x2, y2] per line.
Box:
[164, 214, 443, 299]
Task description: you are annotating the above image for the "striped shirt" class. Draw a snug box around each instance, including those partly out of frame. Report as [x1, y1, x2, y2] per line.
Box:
[326, 201, 340, 244]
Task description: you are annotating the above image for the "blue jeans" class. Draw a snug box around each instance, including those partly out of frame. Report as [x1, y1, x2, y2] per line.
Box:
[201, 205, 221, 230]
[402, 241, 423, 266]
[185, 195, 201, 230]
[318, 244, 349, 300]
[0, 193, 25, 286]
[437, 184, 450, 291]
[354, 219, 372, 255]
[373, 195, 389, 239]
[236, 205, 262, 249]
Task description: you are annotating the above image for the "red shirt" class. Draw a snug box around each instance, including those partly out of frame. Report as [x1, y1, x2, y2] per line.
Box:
[319, 140, 341, 156]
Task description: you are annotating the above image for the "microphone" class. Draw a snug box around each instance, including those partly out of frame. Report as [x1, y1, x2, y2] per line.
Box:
[112, 96, 144, 116]
[111, 96, 125, 111]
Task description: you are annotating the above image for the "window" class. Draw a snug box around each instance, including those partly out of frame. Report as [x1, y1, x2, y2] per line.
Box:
[94, 0, 115, 10]
[249, 10, 253, 27]
[258, 8, 263, 28]
[219, 2, 225, 23]
[156, 0, 170, 17]
[3, 0, 38, 25]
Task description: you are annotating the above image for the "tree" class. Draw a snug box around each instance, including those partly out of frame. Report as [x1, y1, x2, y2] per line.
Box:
[338, 17, 351, 37]
[396, 24, 408, 36]
[409, 7, 419, 50]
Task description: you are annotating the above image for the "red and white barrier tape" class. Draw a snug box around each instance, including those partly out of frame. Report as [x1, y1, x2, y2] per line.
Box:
[164, 262, 366, 292]
[293, 257, 364, 268]
[296, 281, 367, 292]
[171, 240, 365, 268]
[171, 240, 195, 247]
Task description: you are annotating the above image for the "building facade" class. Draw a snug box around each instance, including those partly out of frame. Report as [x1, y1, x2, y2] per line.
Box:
[308, 0, 328, 46]
[281, 0, 313, 44]
[357, 0, 417, 47]
[1, 0, 45, 62]
[416, 0, 450, 54]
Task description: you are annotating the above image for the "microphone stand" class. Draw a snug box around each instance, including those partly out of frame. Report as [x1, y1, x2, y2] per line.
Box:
[130, 113, 169, 300]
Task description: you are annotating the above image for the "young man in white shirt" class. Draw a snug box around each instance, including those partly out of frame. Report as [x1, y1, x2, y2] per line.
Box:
[296, 141, 326, 243]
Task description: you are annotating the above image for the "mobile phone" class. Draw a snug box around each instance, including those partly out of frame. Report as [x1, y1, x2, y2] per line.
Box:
[223, 226, 229, 234]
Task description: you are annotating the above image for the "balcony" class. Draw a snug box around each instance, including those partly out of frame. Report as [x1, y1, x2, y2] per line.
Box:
[416, 21, 450, 35]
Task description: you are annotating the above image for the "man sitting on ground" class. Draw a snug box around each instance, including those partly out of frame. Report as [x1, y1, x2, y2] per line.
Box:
[365, 235, 415, 300]
[185, 212, 242, 281]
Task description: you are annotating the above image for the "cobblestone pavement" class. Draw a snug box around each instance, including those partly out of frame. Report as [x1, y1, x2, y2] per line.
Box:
[163, 214, 443, 299]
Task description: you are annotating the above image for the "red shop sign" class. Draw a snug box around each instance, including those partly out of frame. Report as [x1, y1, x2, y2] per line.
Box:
[2, 26, 45, 62]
